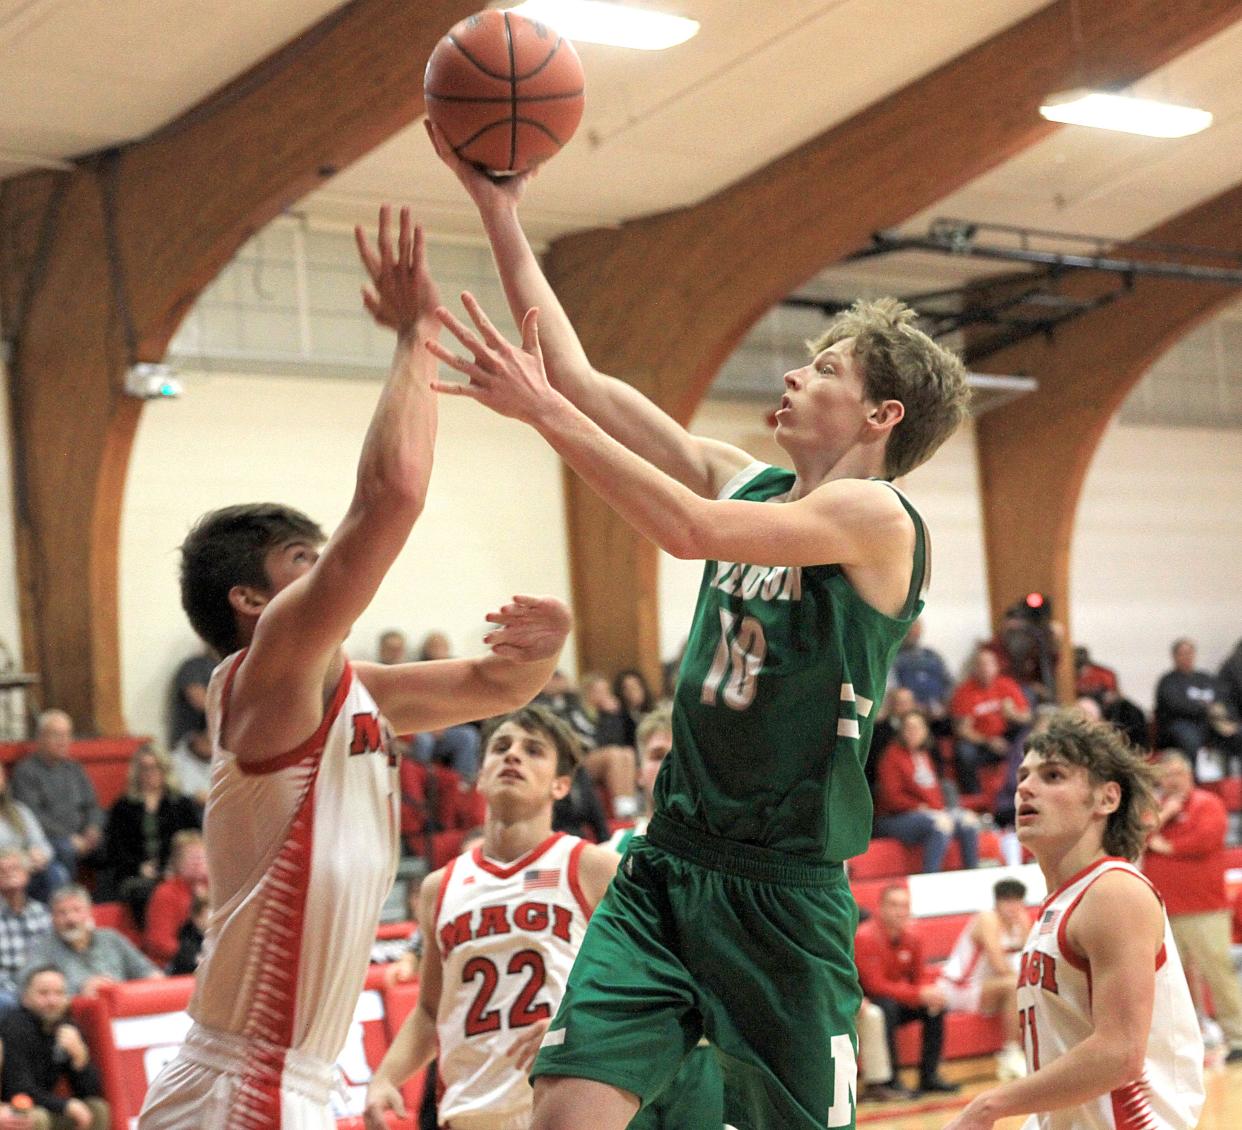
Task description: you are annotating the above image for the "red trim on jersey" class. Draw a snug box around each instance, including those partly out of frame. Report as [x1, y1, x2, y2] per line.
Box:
[235, 663, 355, 776]
[1056, 860, 1165, 974]
[1110, 1075, 1159, 1130]
[435, 855, 459, 927]
[1155, 943, 1167, 972]
[472, 832, 565, 880]
[1037, 856, 1129, 917]
[230, 756, 321, 1126]
[567, 839, 592, 921]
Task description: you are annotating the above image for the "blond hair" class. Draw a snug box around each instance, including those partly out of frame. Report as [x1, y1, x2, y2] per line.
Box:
[810, 298, 970, 479]
[126, 743, 179, 801]
[1025, 711, 1159, 861]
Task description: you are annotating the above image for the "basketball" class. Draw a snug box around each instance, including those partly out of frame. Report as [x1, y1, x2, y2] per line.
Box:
[424, 9, 585, 175]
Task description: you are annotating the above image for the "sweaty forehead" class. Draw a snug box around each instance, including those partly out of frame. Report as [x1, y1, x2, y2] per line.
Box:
[489, 723, 547, 749]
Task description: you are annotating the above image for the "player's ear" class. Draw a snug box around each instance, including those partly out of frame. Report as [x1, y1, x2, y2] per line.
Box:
[551, 773, 572, 802]
[228, 584, 270, 619]
[867, 398, 904, 434]
[1096, 779, 1121, 816]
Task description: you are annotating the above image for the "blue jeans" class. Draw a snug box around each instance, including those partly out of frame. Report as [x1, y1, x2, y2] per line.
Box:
[875, 810, 979, 873]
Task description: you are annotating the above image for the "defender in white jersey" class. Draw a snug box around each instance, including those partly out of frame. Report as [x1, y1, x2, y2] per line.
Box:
[365, 707, 618, 1130]
[943, 712, 1204, 1130]
[935, 878, 1031, 1081]
[140, 207, 571, 1130]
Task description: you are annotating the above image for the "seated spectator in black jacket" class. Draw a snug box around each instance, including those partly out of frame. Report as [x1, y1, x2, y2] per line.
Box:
[1155, 638, 1242, 769]
[99, 746, 200, 921]
[0, 965, 109, 1128]
[1219, 638, 1242, 726]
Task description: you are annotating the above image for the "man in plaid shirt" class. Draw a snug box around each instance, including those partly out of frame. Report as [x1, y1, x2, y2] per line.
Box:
[0, 848, 52, 1011]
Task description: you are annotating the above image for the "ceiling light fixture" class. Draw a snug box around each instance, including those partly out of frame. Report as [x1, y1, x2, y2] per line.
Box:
[1038, 89, 1212, 138]
[507, 1, 699, 50]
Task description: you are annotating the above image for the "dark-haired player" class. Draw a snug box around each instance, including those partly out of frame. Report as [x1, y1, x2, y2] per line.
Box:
[943, 713, 1203, 1130]
[139, 207, 570, 1130]
[364, 707, 618, 1130]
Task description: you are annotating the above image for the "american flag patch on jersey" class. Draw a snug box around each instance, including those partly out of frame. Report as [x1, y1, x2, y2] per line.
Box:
[1039, 908, 1057, 935]
[523, 869, 559, 891]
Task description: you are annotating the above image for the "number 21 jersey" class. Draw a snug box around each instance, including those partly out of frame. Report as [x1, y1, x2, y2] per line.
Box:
[434, 833, 593, 1127]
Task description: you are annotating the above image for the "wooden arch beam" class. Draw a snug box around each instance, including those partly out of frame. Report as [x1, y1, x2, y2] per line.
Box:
[544, 0, 1242, 688]
[0, 0, 478, 732]
[971, 184, 1242, 702]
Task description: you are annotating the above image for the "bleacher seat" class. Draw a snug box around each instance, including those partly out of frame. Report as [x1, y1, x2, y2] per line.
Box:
[850, 831, 1004, 880]
[1203, 777, 1242, 812]
[92, 901, 142, 948]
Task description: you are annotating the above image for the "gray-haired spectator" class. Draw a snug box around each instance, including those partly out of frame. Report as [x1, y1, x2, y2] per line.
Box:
[10, 712, 102, 882]
[21, 886, 160, 998]
[0, 849, 51, 1013]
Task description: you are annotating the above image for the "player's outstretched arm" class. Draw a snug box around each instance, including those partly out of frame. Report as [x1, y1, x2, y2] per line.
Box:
[429, 298, 912, 572]
[365, 870, 445, 1130]
[354, 595, 571, 734]
[941, 871, 1162, 1130]
[427, 122, 750, 499]
[229, 207, 441, 757]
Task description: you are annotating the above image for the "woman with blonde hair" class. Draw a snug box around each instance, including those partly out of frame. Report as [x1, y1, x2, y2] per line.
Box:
[0, 761, 69, 900]
[100, 744, 200, 921]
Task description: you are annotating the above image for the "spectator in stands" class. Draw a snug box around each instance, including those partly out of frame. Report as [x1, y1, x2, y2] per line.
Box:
[985, 601, 1058, 706]
[377, 628, 409, 666]
[168, 646, 215, 748]
[142, 831, 209, 969]
[1073, 645, 1117, 701]
[891, 618, 953, 735]
[855, 884, 958, 1096]
[552, 763, 610, 844]
[169, 727, 212, 809]
[0, 849, 51, 1013]
[612, 668, 655, 749]
[10, 711, 103, 882]
[21, 886, 160, 997]
[568, 673, 638, 820]
[1143, 751, 1242, 1061]
[167, 894, 209, 977]
[1220, 638, 1242, 720]
[405, 633, 483, 782]
[874, 711, 979, 873]
[934, 878, 1030, 1082]
[950, 648, 1030, 797]
[0, 965, 109, 1129]
[1154, 638, 1242, 767]
[0, 763, 68, 904]
[99, 745, 200, 921]
[536, 670, 595, 746]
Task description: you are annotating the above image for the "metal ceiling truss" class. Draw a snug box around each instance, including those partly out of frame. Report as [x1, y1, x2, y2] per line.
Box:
[788, 219, 1242, 366]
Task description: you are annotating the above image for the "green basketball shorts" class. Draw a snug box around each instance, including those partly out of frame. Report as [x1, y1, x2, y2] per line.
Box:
[531, 817, 862, 1129]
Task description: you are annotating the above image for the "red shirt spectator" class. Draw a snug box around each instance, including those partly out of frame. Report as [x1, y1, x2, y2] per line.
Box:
[855, 899, 933, 1009]
[142, 831, 208, 966]
[1143, 766, 1229, 917]
[874, 739, 945, 818]
[951, 650, 1028, 741]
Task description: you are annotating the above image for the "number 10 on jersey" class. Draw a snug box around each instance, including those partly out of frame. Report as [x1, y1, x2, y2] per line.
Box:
[700, 609, 767, 711]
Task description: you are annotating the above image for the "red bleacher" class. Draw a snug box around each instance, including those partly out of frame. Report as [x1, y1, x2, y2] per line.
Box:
[71, 964, 425, 1128]
[850, 829, 1004, 881]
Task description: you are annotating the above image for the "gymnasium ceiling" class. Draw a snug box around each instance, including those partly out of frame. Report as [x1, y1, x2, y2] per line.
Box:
[3, 0, 1242, 407]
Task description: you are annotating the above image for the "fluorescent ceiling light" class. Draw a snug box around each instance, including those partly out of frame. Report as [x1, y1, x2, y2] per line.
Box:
[1039, 90, 1212, 138]
[507, 1, 699, 50]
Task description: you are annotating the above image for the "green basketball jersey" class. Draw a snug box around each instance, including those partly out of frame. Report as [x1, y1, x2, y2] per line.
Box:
[654, 463, 926, 862]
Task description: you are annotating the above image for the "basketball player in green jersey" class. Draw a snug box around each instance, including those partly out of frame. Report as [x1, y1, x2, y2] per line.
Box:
[426, 122, 970, 1130]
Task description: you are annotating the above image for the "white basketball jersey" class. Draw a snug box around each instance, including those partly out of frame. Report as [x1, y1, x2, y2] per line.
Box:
[940, 912, 1026, 991]
[435, 833, 592, 1126]
[190, 653, 399, 1067]
[1016, 858, 1203, 1130]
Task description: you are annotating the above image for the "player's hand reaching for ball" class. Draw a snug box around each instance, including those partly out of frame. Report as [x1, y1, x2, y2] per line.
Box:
[363, 1077, 407, 1130]
[426, 119, 534, 211]
[484, 596, 571, 663]
[428, 293, 555, 424]
[355, 204, 442, 340]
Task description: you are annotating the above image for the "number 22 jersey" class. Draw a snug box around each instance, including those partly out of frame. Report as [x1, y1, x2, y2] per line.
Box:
[434, 833, 593, 1127]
